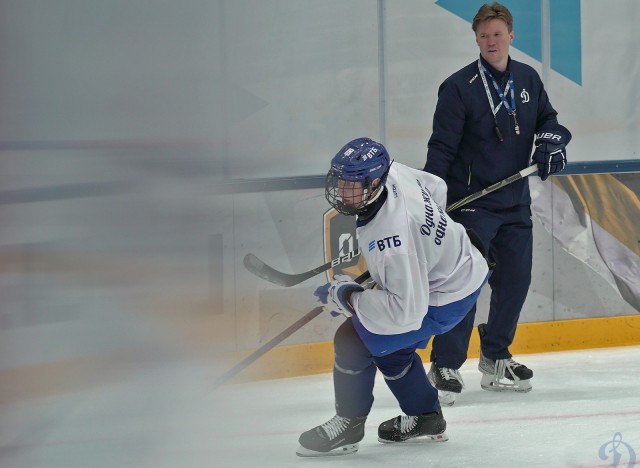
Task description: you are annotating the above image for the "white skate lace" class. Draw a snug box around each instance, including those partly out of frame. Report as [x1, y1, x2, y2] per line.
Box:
[439, 367, 466, 389]
[321, 415, 350, 439]
[398, 415, 417, 433]
[494, 359, 523, 380]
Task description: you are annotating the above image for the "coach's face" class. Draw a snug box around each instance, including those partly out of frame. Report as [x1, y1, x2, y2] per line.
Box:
[475, 18, 513, 72]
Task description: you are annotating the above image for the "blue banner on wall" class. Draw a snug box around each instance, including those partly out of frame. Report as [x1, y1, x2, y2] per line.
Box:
[436, 0, 582, 85]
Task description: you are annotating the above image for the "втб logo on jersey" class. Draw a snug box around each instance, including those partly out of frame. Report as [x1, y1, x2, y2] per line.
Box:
[369, 236, 401, 252]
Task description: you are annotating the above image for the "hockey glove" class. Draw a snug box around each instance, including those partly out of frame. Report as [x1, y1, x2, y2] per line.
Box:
[531, 127, 570, 181]
[313, 282, 330, 304]
[313, 279, 348, 317]
[318, 274, 364, 318]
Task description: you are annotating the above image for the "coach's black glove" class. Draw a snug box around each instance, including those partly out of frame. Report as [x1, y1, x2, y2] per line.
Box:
[531, 125, 571, 181]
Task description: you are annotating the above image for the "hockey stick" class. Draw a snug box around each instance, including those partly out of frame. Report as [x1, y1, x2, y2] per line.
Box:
[244, 164, 537, 286]
[211, 270, 371, 389]
[445, 164, 537, 212]
[243, 247, 360, 287]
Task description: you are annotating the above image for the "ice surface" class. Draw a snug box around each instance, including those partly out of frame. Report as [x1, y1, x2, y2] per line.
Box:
[1, 347, 639, 468]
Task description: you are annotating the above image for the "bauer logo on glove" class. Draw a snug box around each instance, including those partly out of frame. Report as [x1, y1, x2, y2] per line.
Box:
[531, 124, 571, 181]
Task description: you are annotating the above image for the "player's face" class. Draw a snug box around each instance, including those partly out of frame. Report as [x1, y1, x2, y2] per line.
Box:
[475, 19, 513, 72]
[337, 179, 365, 207]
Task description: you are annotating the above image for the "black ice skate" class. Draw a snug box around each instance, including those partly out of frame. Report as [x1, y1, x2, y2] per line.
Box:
[477, 323, 533, 392]
[427, 363, 465, 407]
[296, 415, 366, 457]
[378, 410, 448, 443]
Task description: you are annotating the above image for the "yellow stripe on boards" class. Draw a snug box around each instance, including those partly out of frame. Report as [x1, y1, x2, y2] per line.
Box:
[220, 315, 640, 384]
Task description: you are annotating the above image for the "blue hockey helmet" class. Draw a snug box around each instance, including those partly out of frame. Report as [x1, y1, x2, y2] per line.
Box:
[325, 137, 392, 216]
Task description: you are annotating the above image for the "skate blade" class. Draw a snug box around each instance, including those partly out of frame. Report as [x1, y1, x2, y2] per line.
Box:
[378, 432, 449, 444]
[296, 443, 359, 457]
[438, 391, 457, 407]
[480, 376, 532, 393]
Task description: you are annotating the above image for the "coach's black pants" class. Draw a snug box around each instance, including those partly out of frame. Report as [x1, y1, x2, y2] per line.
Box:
[430, 204, 533, 369]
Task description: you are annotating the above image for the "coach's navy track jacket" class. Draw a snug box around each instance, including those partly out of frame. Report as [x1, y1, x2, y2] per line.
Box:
[424, 56, 571, 211]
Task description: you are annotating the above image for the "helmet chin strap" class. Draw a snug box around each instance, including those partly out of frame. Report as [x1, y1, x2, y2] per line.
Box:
[362, 180, 383, 206]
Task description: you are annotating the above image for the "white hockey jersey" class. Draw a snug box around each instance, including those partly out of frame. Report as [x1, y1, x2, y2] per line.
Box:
[350, 162, 489, 336]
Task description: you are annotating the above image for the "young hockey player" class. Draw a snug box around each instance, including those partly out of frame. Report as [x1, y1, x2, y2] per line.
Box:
[296, 137, 490, 457]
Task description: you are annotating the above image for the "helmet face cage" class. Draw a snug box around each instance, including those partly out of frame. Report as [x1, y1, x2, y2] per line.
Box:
[324, 138, 391, 216]
[325, 170, 376, 216]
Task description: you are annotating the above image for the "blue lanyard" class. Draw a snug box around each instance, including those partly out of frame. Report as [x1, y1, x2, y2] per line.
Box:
[477, 59, 520, 137]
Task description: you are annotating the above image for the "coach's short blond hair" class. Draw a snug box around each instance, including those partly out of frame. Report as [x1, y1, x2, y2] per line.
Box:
[472, 2, 514, 32]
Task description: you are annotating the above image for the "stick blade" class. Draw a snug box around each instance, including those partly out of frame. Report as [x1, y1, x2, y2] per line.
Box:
[243, 253, 309, 287]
